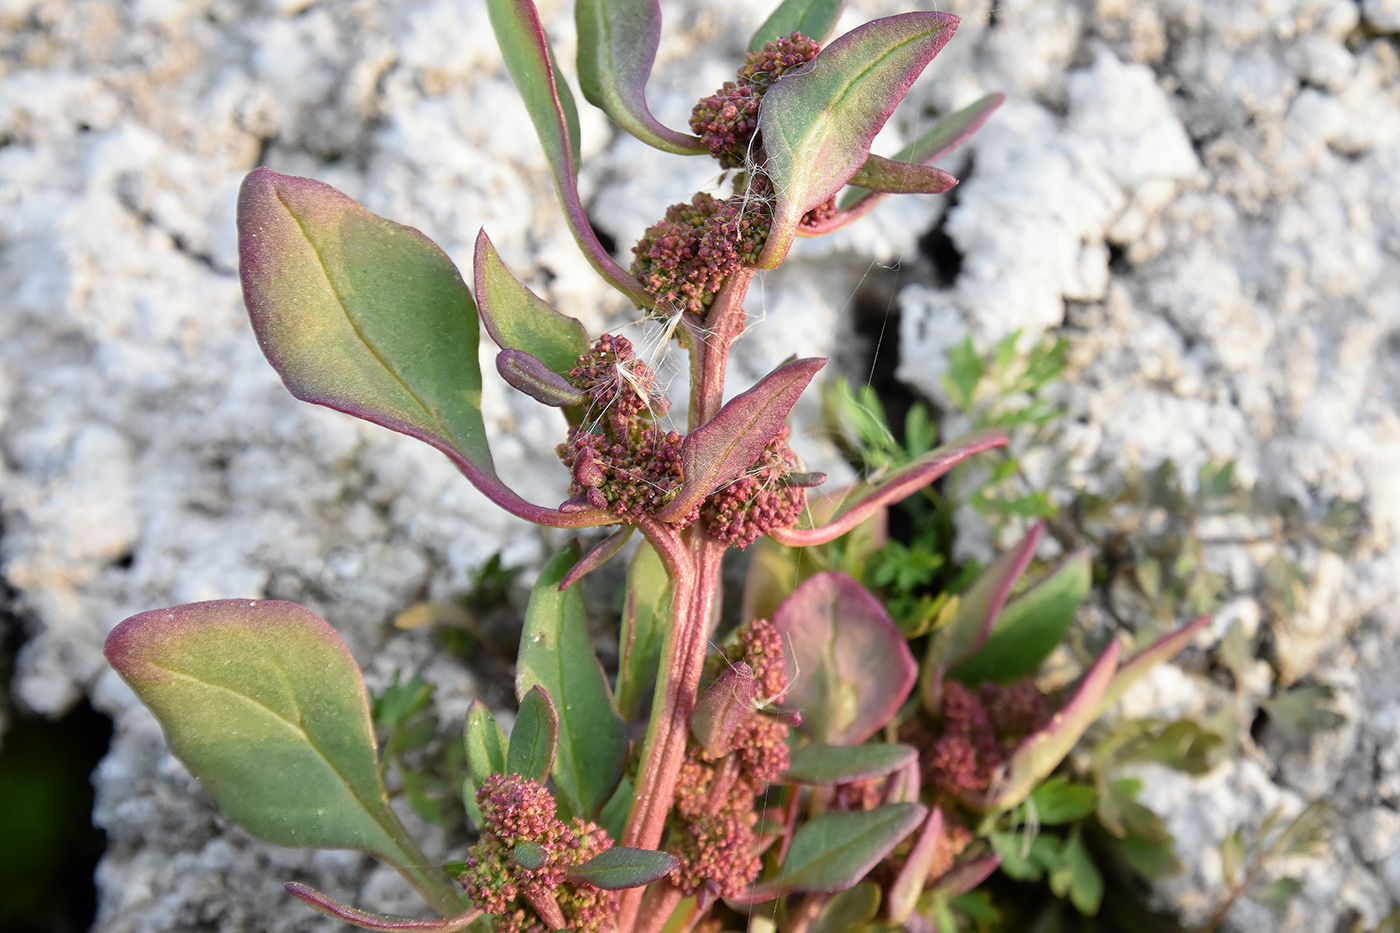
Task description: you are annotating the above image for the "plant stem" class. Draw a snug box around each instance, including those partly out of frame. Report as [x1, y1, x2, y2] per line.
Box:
[620, 271, 754, 930]
[619, 534, 724, 929]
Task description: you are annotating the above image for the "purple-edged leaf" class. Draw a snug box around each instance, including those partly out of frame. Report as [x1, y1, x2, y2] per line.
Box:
[781, 742, 917, 785]
[655, 356, 826, 522]
[839, 92, 1003, 212]
[810, 883, 881, 933]
[566, 846, 680, 889]
[846, 154, 957, 195]
[948, 548, 1091, 685]
[1096, 615, 1210, 716]
[286, 883, 482, 931]
[516, 542, 628, 819]
[921, 522, 1043, 708]
[237, 169, 610, 530]
[755, 11, 959, 267]
[239, 169, 487, 480]
[745, 803, 926, 898]
[927, 854, 1001, 898]
[497, 349, 588, 406]
[576, 0, 704, 154]
[885, 757, 920, 804]
[617, 539, 669, 722]
[984, 641, 1122, 815]
[768, 430, 1006, 547]
[105, 600, 393, 850]
[749, 0, 846, 50]
[105, 601, 462, 911]
[474, 231, 590, 375]
[886, 807, 943, 923]
[773, 571, 917, 745]
[507, 685, 558, 782]
[486, 0, 650, 305]
[691, 662, 757, 758]
[560, 525, 635, 590]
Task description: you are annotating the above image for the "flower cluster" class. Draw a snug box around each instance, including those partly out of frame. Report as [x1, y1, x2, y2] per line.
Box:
[700, 426, 806, 548]
[689, 33, 822, 167]
[670, 618, 792, 899]
[456, 774, 616, 933]
[923, 680, 1049, 801]
[630, 192, 771, 316]
[557, 335, 693, 521]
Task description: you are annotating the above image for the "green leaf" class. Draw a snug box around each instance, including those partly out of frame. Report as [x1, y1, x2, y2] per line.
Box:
[1026, 777, 1097, 825]
[773, 572, 918, 745]
[922, 523, 1042, 706]
[750, 0, 846, 50]
[944, 337, 982, 411]
[238, 169, 489, 482]
[516, 542, 628, 819]
[809, 882, 880, 933]
[750, 803, 926, 897]
[691, 663, 758, 758]
[840, 93, 1003, 211]
[846, 153, 957, 195]
[771, 431, 1007, 548]
[1116, 719, 1225, 775]
[1096, 615, 1209, 716]
[485, 0, 648, 304]
[464, 700, 508, 784]
[1220, 828, 1245, 884]
[1263, 683, 1347, 736]
[887, 808, 941, 922]
[782, 742, 918, 785]
[1256, 877, 1303, 911]
[1052, 830, 1103, 916]
[989, 831, 1062, 882]
[473, 230, 590, 375]
[237, 169, 607, 529]
[984, 640, 1121, 816]
[576, 0, 703, 153]
[755, 11, 959, 267]
[513, 840, 549, 870]
[507, 685, 559, 782]
[947, 548, 1090, 684]
[566, 846, 680, 889]
[104, 600, 462, 913]
[617, 539, 670, 722]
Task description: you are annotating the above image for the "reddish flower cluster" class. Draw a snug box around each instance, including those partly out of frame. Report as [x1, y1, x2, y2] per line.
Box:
[670, 618, 792, 899]
[630, 192, 771, 316]
[800, 196, 840, 229]
[925, 680, 1050, 801]
[456, 774, 616, 933]
[700, 426, 806, 548]
[689, 33, 822, 167]
[557, 335, 693, 521]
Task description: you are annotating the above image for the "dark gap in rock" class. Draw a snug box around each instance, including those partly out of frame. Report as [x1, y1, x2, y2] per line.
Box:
[254, 136, 274, 167]
[0, 566, 112, 933]
[170, 233, 217, 272]
[918, 219, 963, 289]
[588, 216, 619, 259]
[1249, 706, 1269, 744]
[109, 550, 135, 570]
[1108, 242, 1129, 274]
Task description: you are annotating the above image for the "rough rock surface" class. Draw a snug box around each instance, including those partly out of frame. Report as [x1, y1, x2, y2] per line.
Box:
[0, 0, 1396, 930]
